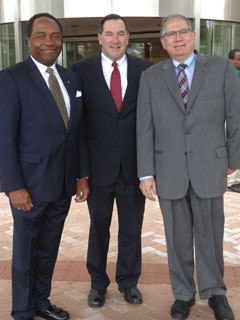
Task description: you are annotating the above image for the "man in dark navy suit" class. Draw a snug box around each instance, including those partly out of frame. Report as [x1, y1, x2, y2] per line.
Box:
[71, 14, 152, 308]
[0, 13, 89, 320]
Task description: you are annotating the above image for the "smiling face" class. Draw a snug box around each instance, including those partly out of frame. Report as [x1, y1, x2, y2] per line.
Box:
[98, 19, 129, 61]
[160, 17, 196, 63]
[26, 16, 63, 67]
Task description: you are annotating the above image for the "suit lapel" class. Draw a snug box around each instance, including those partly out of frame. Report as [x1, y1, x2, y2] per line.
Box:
[25, 58, 53, 102]
[93, 55, 112, 96]
[57, 65, 72, 95]
[24, 58, 69, 130]
[161, 55, 209, 113]
[122, 55, 137, 110]
[90, 54, 119, 116]
[57, 65, 76, 129]
[161, 59, 186, 113]
[187, 54, 209, 110]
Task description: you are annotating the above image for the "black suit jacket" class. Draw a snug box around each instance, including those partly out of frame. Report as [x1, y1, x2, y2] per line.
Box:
[71, 53, 152, 186]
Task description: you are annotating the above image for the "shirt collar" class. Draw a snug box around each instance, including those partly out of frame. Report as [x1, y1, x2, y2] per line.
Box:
[172, 52, 196, 69]
[30, 55, 57, 75]
[101, 52, 127, 67]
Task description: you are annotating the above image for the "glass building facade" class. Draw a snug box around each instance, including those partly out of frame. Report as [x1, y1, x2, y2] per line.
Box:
[0, 0, 240, 69]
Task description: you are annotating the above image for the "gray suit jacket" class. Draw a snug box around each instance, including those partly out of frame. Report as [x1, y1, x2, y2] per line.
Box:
[137, 53, 240, 200]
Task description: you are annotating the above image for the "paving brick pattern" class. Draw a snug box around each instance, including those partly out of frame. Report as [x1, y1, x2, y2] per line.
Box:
[0, 191, 240, 320]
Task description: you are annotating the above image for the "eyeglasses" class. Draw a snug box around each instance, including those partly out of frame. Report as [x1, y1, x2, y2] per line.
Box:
[162, 28, 192, 39]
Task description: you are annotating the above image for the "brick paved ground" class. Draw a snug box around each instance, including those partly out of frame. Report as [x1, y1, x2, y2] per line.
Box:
[0, 191, 240, 320]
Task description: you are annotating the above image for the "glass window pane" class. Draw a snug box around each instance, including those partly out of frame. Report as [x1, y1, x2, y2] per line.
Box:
[200, 20, 240, 57]
[0, 23, 16, 69]
[126, 42, 145, 57]
[234, 26, 240, 48]
[65, 41, 100, 67]
[65, 38, 167, 68]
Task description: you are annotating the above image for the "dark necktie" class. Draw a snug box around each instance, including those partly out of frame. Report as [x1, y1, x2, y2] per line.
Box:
[110, 61, 122, 112]
[46, 67, 69, 128]
[177, 64, 189, 109]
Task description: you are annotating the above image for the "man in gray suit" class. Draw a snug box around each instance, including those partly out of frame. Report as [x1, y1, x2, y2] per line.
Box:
[137, 14, 240, 320]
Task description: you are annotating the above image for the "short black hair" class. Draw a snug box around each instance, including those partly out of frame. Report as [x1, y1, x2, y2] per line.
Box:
[26, 12, 63, 38]
[229, 48, 240, 60]
[98, 14, 130, 34]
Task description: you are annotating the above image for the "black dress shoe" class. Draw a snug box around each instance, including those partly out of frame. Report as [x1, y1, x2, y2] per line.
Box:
[170, 297, 195, 319]
[229, 183, 240, 193]
[208, 295, 234, 320]
[88, 289, 106, 308]
[118, 286, 142, 304]
[36, 305, 69, 320]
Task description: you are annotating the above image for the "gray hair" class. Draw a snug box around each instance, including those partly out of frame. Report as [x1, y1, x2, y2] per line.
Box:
[160, 14, 194, 38]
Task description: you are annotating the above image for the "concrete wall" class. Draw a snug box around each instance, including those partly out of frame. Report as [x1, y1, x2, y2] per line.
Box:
[0, 0, 240, 23]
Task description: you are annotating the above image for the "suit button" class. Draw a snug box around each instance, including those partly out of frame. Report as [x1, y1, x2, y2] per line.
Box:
[185, 152, 188, 155]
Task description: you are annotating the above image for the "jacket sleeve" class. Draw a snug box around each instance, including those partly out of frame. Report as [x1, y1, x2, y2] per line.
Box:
[0, 70, 25, 192]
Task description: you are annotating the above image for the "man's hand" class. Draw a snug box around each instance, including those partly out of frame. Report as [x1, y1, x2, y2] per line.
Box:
[139, 178, 157, 201]
[75, 177, 90, 202]
[9, 188, 33, 211]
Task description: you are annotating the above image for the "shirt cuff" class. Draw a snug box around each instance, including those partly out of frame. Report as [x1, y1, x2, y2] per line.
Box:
[139, 175, 154, 181]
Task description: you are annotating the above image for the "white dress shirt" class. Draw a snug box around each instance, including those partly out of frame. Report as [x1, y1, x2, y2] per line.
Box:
[101, 52, 128, 100]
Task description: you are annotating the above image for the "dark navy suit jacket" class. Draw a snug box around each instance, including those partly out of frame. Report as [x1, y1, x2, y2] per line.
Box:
[0, 57, 89, 202]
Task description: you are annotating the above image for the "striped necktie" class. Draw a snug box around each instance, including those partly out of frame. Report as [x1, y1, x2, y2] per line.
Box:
[46, 68, 69, 128]
[177, 64, 189, 109]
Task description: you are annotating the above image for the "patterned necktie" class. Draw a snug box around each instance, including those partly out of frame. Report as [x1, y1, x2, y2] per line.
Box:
[110, 61, 122, 112]
[177, 64, 189, 109]
[46, 68, 69, 128]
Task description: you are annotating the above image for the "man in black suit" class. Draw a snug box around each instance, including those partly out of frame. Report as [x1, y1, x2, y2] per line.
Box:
[0, 13, 89, 320]
[71, 14, 152, 308]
